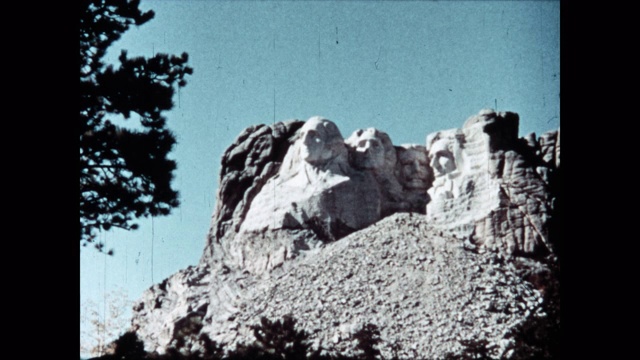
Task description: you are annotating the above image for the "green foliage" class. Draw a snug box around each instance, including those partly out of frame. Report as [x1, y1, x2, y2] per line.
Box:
[198, 334, 226, 360]
[85, 316, 388, 360]
[79, 0, 193, 251]
[443, 339, 496, 360]
[246, 315, 315, 360]
[352, 324, 381, 360]
[86, 313, 559, 360]
[113, 332, 147, 360]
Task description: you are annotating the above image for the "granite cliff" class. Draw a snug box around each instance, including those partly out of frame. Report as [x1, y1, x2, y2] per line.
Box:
[129, 110, 561, 359]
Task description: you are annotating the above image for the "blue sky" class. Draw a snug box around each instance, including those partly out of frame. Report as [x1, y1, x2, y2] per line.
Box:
[80, 0, 559, 352]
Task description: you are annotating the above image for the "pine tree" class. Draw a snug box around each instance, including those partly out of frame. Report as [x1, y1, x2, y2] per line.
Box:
[250, 315, 313, 360]
[79, 0, 192, 251]
[352, 324, 381, 360]
[81, 288, 133, 357]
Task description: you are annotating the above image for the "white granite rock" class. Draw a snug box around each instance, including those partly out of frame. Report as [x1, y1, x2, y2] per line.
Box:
[426, 109, 556, 256]
[345, 127, 407, 217]
[206, 117, 434, 274]
[130, 213, 559, 359]
[201, 120, 305, 267]
[130, 110, 561, 359]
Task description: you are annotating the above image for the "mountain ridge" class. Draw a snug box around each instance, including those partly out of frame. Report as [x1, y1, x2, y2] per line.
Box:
[129, 110, 560, 359]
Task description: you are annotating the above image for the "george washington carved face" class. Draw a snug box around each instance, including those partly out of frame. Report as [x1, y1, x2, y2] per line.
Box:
[298, 117, 345, 166]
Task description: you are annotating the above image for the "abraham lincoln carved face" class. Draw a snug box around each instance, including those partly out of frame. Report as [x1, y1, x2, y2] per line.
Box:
[428, 138, 457, 177]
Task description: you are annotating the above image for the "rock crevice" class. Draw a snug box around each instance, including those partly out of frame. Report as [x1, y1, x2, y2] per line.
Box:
[130, 110, 561, 359]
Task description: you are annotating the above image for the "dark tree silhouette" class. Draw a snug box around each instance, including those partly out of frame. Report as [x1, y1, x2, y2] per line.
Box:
[352, 324, 381, 360]
[112, 331, 147, 359]
[249, 315, 314, 360]
[443, 339, 497, 360]
[79, 0, 192, 252]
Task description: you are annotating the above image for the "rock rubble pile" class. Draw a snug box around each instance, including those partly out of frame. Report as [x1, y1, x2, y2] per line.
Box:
[130, 110, 561, 359]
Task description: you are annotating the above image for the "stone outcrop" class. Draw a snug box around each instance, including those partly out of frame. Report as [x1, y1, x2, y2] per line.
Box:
[203, 117, 435, 275]
[131, 213, 559, 359]
[200, 119, 304, 268]
[130, 110, 561, 359]
[425, 109, 559, 257]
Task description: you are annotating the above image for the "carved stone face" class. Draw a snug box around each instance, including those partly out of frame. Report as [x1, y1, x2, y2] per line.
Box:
[346, 128, 395, 170]
[398, 145, 431, 190]
[298, 117, 345, 166]
[300, 128, 324, 163]
[428, 138, 457, 177]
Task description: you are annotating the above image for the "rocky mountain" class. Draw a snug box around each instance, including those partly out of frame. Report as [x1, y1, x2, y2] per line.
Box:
[129, 110, 561, 359]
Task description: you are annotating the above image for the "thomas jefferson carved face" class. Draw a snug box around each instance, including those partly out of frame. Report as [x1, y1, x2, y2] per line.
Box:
[398, 145, 431, 190]
[298, 117, 345, 166]
[428, 138, 457, 177]
[346, 128, 395, 171]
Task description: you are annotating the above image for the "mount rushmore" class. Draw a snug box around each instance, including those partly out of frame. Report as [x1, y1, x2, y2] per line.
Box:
[129, 109, 560, 359]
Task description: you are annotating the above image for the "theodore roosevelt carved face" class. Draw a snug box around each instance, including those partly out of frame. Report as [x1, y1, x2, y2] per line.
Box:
[398, 145, 431, 190]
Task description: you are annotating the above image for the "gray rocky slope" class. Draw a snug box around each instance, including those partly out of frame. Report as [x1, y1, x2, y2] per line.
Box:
[129, 110, 561, 359]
